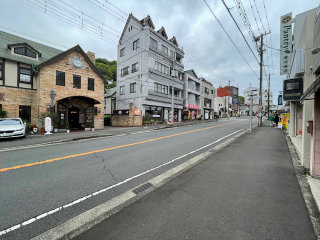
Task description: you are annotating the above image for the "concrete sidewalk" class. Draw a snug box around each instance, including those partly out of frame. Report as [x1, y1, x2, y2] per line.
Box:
[75, 127, 316, 240]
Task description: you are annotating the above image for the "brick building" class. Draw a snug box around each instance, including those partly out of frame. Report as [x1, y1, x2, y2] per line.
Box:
[0, 31, 105, 130]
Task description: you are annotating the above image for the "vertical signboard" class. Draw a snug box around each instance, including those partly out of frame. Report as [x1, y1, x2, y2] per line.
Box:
[280, 13, 292, 75]
[278, 95, 283, 105]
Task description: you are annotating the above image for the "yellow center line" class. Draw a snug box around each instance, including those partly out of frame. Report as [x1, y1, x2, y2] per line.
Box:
[0, 120, 246, 173]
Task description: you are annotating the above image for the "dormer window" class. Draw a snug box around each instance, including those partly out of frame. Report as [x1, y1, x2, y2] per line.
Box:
[14, 47, 37, 58]
[8, 43, 41, 59]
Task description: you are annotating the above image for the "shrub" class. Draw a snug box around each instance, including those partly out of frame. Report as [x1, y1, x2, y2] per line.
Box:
[0, 110, 7, 118]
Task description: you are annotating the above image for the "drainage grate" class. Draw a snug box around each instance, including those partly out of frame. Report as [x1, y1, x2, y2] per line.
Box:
[132, 182, 153, 195]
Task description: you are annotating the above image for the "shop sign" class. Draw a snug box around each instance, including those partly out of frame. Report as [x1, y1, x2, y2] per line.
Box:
[44, 117, 52, 134]
[133, 108, 141, 116]
[283, 78, 303, 101]
[188, 104, 200, 110]
[280, 13, 292, 75]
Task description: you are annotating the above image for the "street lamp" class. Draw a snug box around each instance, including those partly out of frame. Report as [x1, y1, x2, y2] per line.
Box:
[49, 89, 56, 113]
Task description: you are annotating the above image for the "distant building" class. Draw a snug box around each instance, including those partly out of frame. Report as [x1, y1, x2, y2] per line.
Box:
[243, 86, 274, 113]
[217, 85, 239, 116]
[116, 14, 184, 123]
[200, 77, 215, 119]
[183, 69, 202, 120]
[104, 87, 116, 115]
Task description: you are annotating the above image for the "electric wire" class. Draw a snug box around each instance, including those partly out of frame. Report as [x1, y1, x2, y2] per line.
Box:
[203, 0, 260, 81]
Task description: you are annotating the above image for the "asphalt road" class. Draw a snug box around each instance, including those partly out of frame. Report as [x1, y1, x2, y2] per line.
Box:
[77, 127, 316, 240]
[0, 119, 249, 240]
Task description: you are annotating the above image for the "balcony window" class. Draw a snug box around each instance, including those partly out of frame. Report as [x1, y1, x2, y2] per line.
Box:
[154, 82, 168, 94]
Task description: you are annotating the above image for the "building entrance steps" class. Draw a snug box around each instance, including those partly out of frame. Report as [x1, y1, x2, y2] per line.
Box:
[76, 127, 316, 240]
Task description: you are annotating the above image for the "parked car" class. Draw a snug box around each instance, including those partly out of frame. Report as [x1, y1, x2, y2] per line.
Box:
[0, 118, 26, 139]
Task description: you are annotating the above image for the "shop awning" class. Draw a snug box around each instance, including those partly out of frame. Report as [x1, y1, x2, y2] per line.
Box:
[300, 75, 320, 101]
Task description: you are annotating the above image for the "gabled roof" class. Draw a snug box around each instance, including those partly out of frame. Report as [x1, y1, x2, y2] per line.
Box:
[140, 15, 155, 29]
[0, 30, 62, 66]
[105, 87, 116, 97]
[169, 36, 179, 47]
[184, 69, 198, 79]
[157, 27, 168, 39]
[119, 13, 142, 43]
[37, 45, 105, 82]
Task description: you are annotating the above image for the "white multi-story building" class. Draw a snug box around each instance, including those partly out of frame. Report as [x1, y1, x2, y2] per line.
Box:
[116, 14, 184, 122]
[213, 96, 232, 117]
[200, 77, 215, 119]
[183, 70, 202, 120]
[243, 87, 273, 112]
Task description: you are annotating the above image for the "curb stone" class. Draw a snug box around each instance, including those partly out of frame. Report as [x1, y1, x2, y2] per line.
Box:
[31, 128, 247, 240]
[285, 132, 320, 240]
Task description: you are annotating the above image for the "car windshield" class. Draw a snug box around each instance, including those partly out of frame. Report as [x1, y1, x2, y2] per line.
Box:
[0, 119, 21, 125]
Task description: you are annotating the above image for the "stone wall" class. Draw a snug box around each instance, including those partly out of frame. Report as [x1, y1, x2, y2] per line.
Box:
[111, 103, 142, 127]
[111, 115, 142, 127]
[0, 86, 38, 124]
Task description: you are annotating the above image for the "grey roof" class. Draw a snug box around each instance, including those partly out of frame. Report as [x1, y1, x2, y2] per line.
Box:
[104, 87, 116, 97]
[0, 30, 63, 66]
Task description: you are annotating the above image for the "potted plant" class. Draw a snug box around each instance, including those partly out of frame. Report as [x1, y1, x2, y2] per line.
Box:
[52, 113, 59, 133]
[91, 124, 95, 131]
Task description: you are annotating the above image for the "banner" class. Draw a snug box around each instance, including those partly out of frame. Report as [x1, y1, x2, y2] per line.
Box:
[278, 95, 283, 105]
[280, 13, 292, 75]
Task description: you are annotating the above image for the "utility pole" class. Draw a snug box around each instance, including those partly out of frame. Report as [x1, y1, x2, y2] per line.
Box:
[250, 92, 253, 133]
[228, 80, 231, 118]
[255, 32, 270, 127]
[267, 74, 270, 120]
[258, 34, 263, 127]
[171, 85, 174, 124]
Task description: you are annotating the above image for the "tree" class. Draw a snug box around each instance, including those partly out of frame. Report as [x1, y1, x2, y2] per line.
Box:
[238, 96, 245, 105]
[95, 58, 117, 82]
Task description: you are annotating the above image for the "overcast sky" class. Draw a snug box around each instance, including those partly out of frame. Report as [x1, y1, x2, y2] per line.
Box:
[1, 0, 318, 103]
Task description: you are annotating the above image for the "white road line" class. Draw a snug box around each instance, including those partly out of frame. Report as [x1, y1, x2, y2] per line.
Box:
[0, 128, 244, 237]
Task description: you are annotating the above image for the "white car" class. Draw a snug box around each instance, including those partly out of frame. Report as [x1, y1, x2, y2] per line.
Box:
[0, 118, 26, 139]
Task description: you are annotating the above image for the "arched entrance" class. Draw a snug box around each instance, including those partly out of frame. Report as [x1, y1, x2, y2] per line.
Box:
[57, 96, 100, 130]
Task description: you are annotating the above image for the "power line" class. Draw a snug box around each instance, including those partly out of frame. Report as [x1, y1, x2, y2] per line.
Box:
[252, 0, 266, 33]
[261, 0, 274, 75]
[233, 0, 258, 50]
[221, 0, 259, 64]
[203, 0, 259, 81]
[247, 0, 261, 34]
